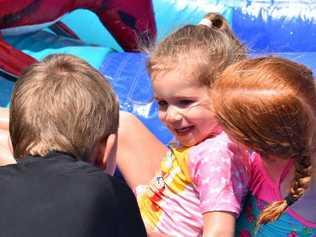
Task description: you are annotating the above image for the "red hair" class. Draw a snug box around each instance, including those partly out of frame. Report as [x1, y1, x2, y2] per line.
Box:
[211, 56, 316, 224]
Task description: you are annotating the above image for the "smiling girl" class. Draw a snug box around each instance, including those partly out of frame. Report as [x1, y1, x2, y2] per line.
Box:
[117, 12, 250, 237]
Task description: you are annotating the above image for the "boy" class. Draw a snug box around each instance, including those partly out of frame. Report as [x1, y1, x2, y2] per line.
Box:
[0, 54, 146, 237]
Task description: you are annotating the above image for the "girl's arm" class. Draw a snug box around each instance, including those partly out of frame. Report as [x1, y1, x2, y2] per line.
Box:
[203, 211, 235, 237]
[117, 111, 167, 191]
[0, 109, 16, 165]
[188, 134, 250, 237]
[148, 232, 169, 237]
[0, 108, 9, 131]
[0, 129, 15, 165]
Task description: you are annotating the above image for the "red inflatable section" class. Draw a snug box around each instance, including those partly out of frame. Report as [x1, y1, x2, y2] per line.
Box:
[0, 0, 157, 78]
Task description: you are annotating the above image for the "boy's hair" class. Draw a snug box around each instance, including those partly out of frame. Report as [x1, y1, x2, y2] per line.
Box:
[211, 56, 316, 224]
[10, 54, 119, 160]
[147, 12, 247, 87]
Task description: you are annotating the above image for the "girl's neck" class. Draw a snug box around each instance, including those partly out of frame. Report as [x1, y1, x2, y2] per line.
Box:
[279, 155, 316, 196]
[262, 156, 289, 183]
[260, 153, 316, 224]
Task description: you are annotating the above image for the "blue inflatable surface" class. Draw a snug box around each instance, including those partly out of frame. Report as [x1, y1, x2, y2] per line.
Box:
[101, 52, 173, 143]
[1, 0, 316, 145]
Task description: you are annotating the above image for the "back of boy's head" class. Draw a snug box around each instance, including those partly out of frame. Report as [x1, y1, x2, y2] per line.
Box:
[10, 54, 119, 160]
[211, 56, 316, 225]
[147, 12, 247, 87]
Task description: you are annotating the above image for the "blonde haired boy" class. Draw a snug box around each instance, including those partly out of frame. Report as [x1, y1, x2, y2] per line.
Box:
[0, 54, 146, 237]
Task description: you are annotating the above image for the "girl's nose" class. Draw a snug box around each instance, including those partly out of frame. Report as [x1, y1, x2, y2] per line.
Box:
[165, 106, 182, 123]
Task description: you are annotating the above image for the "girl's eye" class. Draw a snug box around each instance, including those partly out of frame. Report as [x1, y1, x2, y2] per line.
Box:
[157, 100, 168, 109]
[178, 99, 194, 107]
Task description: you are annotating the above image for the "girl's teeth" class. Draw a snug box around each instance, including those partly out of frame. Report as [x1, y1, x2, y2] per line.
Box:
[177, 127, 191, 133]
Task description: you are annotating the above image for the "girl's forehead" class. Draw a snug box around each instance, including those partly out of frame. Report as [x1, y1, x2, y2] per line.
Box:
[152, 66, 201, 85]
[153, 76, 209, 99]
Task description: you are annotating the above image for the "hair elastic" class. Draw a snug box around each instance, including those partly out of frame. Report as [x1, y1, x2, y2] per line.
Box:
[285, 195, 297, 206]
[198, 18, 213, 28]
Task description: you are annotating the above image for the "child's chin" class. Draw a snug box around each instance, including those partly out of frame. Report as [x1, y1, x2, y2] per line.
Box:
[178, 139, 198, 147]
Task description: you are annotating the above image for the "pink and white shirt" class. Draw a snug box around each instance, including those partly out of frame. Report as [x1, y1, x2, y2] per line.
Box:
[137, 132, 250, 236]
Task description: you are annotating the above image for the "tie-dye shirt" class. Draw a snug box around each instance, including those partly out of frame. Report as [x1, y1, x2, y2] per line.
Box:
[137, 132, 250, 237]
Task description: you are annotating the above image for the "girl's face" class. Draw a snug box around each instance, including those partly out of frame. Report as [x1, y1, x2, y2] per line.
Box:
[152, 69, 220, 147]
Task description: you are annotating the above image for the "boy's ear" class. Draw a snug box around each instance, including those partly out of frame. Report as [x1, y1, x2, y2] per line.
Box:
[98, 133, 118, 175]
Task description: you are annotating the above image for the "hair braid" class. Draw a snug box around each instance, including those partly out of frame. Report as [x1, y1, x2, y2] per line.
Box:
[257, 151, 312, 225]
